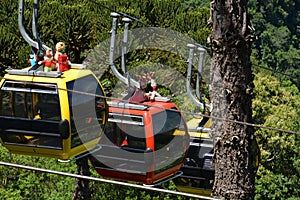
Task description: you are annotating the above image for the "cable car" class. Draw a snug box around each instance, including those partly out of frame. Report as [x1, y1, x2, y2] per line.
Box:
[171, 44, 215, 195]
[90, 96, 189, 185]
[0, 66, 108, 160]
[88, 13, 189, 185]
[173, 117, 214, 196]
[173, 44, 260, 196]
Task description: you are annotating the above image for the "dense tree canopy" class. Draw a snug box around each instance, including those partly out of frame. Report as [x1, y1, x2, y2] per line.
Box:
[248, 0, 300, 88]
[0, 0, 299, 199]
[253, 72, 300, 199]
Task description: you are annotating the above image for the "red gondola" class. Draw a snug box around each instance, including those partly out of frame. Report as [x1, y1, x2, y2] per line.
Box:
[89, 13, 189, 185]
[89, 91, 189, 185]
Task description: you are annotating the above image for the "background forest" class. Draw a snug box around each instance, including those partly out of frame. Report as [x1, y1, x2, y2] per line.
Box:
[0, 0, 299, 199]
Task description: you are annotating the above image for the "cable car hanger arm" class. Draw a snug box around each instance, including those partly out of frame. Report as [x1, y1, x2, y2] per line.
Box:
[32, 0, 44, 54]
[18, 0, 49, 52]
[186, 44, 206, 110]
[109, 13, 140, 89]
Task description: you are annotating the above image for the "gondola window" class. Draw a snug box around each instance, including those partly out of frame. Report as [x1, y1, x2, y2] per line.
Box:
[67, 75, 106, 148]
[0, 81, 63, 149]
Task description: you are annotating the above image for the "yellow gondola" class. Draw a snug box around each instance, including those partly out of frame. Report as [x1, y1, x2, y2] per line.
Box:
[171, 44, 214, 196]
[0, 66, 108, 160]
[173, 117, 214, 196]
[173, 44, 259, 196]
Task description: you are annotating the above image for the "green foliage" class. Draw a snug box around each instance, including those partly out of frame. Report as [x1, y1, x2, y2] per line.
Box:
[89, 177, 191, 200]
[253, 73, 300, 199]
[0, 0, 299, 199]
[0, 0, 209, 199]
[0, 0, 113, 75]
[0, 1, 28, 76]
[0, 144, 77, 200]
[180, 0, 210, 10]
[0, 140, 194, 200]
[249, 0, 300, 88]
[37, 0, 112, 63]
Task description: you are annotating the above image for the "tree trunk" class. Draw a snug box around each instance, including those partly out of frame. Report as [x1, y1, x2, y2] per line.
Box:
[209, 0, 257, 199]
[73, 157, 91, 200]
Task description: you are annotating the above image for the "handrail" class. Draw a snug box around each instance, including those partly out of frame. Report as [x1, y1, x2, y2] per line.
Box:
[5, 69, 62, 78]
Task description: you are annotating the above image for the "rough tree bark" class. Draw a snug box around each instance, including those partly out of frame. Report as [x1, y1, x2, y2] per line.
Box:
[209, 0, 257, 199]
[73, 157, 91, 200]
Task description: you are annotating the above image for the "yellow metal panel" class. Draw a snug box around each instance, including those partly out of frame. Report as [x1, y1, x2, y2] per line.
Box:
[187, 117, 211, 139]
[4, 73, 33, 82]
[173, 129, 186, 136]
[69, 138, 101, 158]
[56, 79, 71, 155]
[4, 144, 64, 159]
[176, 185, 212, 196]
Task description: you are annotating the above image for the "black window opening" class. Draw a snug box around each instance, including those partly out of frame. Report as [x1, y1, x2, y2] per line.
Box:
[0, 81, 60, 120]
[152, 108, 184, 150]
[185, 140, 214, 170]
[152, 108, 187, 173]
[103, 113, 146, 151]
[95, 114, 147, 174]
[0, 81, 62, 149]
[67, 75, 106, 148]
